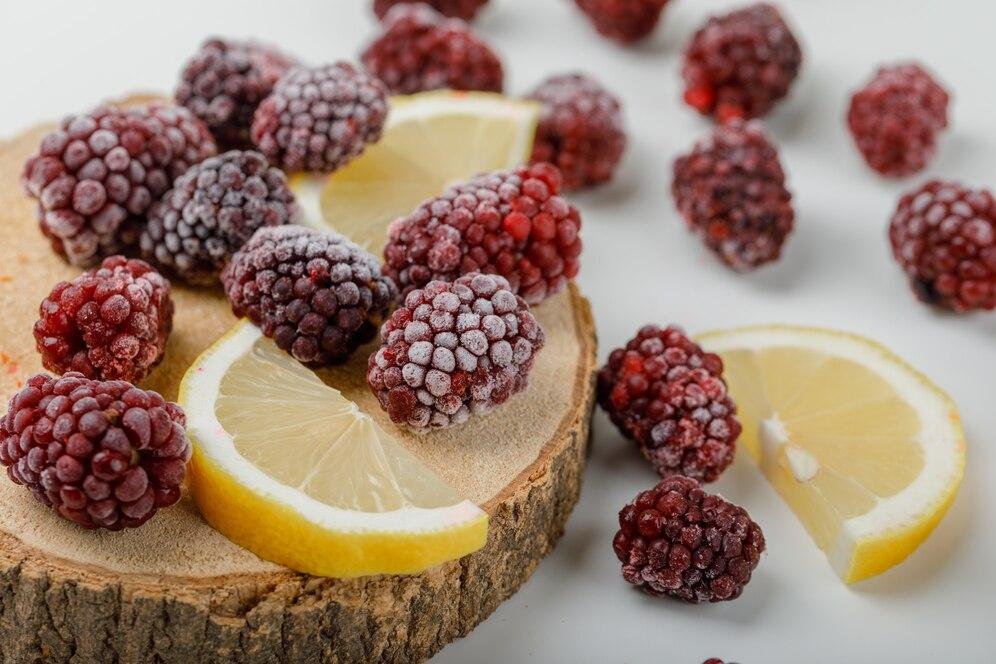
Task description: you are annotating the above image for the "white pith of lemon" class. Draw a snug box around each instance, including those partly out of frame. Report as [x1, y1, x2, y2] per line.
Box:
[179, 320, 487, 578]
[290, 90, 540, 255]
[698, 325, 965, 583]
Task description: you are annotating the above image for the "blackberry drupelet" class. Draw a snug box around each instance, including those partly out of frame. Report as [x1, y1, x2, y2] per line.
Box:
[574, 0, 671, 44]
[373, 0, 488, 21]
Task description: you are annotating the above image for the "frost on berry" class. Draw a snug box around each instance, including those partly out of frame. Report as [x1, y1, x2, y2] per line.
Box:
[367, 273, 545, 431]
[597, 325, 740, 483]
[373, 0, 488, 21]
[574, 0, 671, 44]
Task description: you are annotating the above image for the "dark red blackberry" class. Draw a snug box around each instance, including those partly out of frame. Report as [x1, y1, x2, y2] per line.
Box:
[373, 0, 488, 21]
[21, 105, 217, 267]
[672, 120, 794, 271]
[682, 3, 802, 121]
[574, 0, 671, 44]
[360, 4, 504, 95]
[33, 256, 174, 383]
[0, 372, 190, 530]
[221, 225, 398, 366]
[250, 62, 388, 173]
[175, 37, 298, 149]
[367, 273, 544, 431]
[140, 150, 300, 285]
[384, 163, 581, 305]
[527, 73, 627, 191]
[613, 476, 765, 603]
[597, 325, 740, 483]
[847, 63, 950, 178]
[889, 180, 996, 312]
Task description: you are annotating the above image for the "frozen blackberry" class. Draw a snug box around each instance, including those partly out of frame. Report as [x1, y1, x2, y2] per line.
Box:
[221, 225, 397, 366]
[33, 256, 174, 383]
[384, 163, 582, 305]
[367, 273, 544, 431]
[141, 150, 300, 285]
[0, 372, 190, 530]
[361, 4, 504, 95]
[682, 3, 802, 121]
[672, 120, 794, 271]
[21, 105, 217, 266]
[574, 0, 671, 44]
[175, 37, 298, 149]
[848, 63, 950, 178]
[613, 476, 765, 603]
[250, 62, 388, 173]
[373, 0, 488, 21]
[598, 325, 740, 483]
[527, 73, 627, 191]
[889, 180, 996, 312]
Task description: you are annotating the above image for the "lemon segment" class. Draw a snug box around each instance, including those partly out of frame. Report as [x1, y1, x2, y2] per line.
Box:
[699, 325, 965, 583]
[180, 320, 487, 578]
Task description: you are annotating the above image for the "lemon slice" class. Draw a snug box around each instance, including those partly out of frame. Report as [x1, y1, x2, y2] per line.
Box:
[179, 320, 487, 578]
[290, 91, 540, 254]
[699, 325, 965, 583]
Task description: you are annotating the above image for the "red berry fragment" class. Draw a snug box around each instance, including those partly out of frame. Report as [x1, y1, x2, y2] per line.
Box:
[574, 0, 670, 44]
[222, 225, 398, 366]
[141, 150, 300, 285]
[21, 105, 217, 266]
[384, 163, 582, 305]
[0, 372, 190, 530]
[361, 4, 504, 95]
[889, 180, 996, 312]
[373, 0, 488, 21]
[175, 37, 298, 149]
[527, 73, 627, 191]
[251, 62, 388, 173]
[613, 476, 765, 603]
[33, 256, 174, 383]
[597, 325, 740, 483]
[672, 120, 793, 271]
[847, 63, 949, 178]
[367, 273, 544, 431]
[681, 3, 801, 121]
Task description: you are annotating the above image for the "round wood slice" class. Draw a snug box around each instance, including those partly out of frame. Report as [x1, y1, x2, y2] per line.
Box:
[0, 105, 597, 664]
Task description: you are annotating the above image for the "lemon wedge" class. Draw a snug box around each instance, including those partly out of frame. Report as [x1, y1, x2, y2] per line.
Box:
[290, 90, 539, 254]
[699, 325, 965, 583]
[179, 320, 487, 578]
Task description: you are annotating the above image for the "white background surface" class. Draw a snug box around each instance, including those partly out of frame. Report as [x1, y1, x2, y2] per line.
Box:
[2, 1, 995, 663]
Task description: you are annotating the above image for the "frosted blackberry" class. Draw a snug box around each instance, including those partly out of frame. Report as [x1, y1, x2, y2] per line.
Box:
[574, 0, 671, 44]
[528, 73, 627, 191]
[361, 4, 504, 95]
[848, 63, 949, 177]
[384, 163, 582, 305]
[21, 105, 217, 266]
[613, 476, 765, 603]
[250, 62, 388, 173]
[221, 225, 398, 366]
[672, 120, 794, 271]
[597, 325, 740, 483]
[367, 273, 544, 431]
[373, 0, 488, 21]
[889, 180, 996, 312]
[0, 372, 190, 530]
[175, 37, 298, 149]
[33, 256, 174, 383]
[682, 3, 802, 121]
[141, 150, 300, 285]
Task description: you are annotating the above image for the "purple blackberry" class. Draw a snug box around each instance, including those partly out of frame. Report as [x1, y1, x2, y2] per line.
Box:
[597, 325, 740, 483]
[367, 273, 544, 431]
[574, 0, 671, 44]
[360, 4, 504, 95]
[175, 37, 298, 149]
[527, 73, 627, 191]
[373, 0, 488, 21]
[140, 150, 300, 285]
[250, 62, 388, 173]
[613, 476, 765, 603]
[21, 105, 217, 266]
[0, 372, 190, 530]
[221, 225, 398, 366]
[672, 120, 794, 271]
